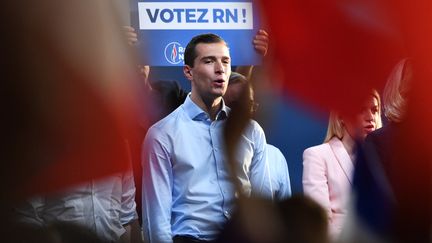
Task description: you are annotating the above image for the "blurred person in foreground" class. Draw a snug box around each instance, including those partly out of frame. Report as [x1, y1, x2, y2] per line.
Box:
[302, 90, 382, 239]
[214, 73, 324, 243]
[341, 59, 429, 243]
[364, 59, 411, 182]
[224, 72, 292, 201]
[216, 195, 329, 243]
[3, 1, 145, 242]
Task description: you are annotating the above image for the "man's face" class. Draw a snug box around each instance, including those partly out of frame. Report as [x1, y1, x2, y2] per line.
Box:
[184, 42, 231, 101]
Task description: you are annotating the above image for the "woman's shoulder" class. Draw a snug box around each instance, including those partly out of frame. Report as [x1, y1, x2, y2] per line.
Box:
[304, 141, 333, 155]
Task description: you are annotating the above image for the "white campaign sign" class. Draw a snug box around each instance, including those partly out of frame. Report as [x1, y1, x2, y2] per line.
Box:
[138, 2, 253, 30]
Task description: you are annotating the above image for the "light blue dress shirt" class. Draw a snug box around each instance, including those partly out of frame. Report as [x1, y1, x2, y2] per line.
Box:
[142, 95, 272, 243]
[15, 172, 138, 242]
[266, 144, 292, 200]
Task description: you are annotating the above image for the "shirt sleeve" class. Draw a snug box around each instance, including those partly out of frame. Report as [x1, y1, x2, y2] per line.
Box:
[141, 127, 174, 243]
[13, 197, 46, 227]
[120, 169, 139, 225]
[275, 148, 292, 200]
[119, 139, 139, 226]
[302, 147, 332, 219]
[248, 121, 273, 200]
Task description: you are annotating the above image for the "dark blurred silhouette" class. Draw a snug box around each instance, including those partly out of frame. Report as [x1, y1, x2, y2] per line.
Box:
[8, 221, 108, 243]
[216, 195, 329, 243]
[0, 1, 144, 242]
[224, 72, 292, 201]
[349, 58, 431, 243]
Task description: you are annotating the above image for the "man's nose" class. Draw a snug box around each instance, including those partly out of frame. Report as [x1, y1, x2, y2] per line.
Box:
[215, 61, 225, 74]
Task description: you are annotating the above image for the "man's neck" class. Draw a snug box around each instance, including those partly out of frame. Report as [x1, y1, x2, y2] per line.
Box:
[190, 92, 222, 121]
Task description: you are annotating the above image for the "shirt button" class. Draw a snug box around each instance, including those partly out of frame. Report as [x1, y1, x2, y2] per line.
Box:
[223, 211, 231, 219]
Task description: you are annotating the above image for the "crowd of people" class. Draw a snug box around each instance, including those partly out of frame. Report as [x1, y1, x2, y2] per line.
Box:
[4, 2, 428, 243]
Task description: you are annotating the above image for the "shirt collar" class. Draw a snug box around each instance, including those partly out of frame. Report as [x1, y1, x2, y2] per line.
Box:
[183, 94, 230, 121]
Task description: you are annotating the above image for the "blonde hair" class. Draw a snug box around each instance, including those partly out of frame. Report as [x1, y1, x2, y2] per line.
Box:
[324, 90, 382, 143]
[383, 59, 411, 123]
[324, 112, 345, 143]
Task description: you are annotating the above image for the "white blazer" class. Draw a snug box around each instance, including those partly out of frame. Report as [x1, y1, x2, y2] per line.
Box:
[302, 137, 354, 237]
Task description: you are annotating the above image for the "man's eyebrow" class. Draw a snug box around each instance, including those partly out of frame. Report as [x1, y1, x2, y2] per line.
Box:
[200, 56, 216, 61]
[199, 56, 231, 63]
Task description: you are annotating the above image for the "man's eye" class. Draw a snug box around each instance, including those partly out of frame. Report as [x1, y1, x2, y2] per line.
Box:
[204, 59, 213, 64]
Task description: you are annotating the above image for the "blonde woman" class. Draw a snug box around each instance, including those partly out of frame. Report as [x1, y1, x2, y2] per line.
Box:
[302, 91, 382, 238]
[354, 59, 413, 242]
[362, 59, 411, 177]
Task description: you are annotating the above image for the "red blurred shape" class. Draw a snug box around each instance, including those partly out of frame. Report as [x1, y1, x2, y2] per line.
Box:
[259, 0, 404, 115]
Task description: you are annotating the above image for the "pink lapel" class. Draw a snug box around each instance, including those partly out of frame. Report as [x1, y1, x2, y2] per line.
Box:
[329, 137, 354, 185]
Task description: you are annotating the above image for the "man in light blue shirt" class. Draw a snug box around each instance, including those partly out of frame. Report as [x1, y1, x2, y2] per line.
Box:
[141, 34, 272, 243]
[266, 144, 292, 200]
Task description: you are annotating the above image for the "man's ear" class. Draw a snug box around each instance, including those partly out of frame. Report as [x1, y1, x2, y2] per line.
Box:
[183, 65, 193, 81]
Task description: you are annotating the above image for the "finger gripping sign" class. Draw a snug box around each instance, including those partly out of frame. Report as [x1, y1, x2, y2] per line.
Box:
[130, 0, 261, 66]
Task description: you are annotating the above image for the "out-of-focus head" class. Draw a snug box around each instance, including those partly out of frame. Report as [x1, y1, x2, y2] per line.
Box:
[224, 72, 248, 106]
[325, 90, 382, 142]
[224, 72, 257, 114]
[1, 1, 141, 201]
[277, 195, 329, 243]
[383, 58, 412, 123]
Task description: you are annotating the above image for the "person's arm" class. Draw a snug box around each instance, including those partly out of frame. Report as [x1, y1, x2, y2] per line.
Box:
[123, 26, 151, 90]
[141, 128, 173, 243]
[12, 197, 46, 227]
[274, 147, 292, 200]
[235, 29, 269, 80]
[302, 147, 332, 219]
[248, 121, 273, 200]
[119, 148, 143, 243]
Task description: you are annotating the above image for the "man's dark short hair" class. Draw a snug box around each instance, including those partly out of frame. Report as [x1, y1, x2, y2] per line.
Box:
[184, 33, 227, 67]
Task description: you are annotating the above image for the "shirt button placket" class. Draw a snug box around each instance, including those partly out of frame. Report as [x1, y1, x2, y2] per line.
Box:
[223, 210, 231, 219]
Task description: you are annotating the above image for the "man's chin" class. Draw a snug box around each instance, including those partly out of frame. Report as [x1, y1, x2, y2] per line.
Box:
[208, 90, 225, 98]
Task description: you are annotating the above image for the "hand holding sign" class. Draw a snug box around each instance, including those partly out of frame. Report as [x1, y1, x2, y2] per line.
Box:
[123, 26, 138, 46]
[253, 29, 269, 56]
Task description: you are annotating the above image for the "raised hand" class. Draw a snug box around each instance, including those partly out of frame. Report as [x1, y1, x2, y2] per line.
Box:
[253, 29, 269, 56]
